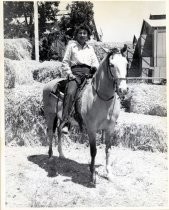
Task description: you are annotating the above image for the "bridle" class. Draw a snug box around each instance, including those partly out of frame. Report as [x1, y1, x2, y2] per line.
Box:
[92, 49, 125, 101]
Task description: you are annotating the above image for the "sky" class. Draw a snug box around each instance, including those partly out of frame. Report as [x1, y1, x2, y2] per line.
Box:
[58, 1, 166, 42]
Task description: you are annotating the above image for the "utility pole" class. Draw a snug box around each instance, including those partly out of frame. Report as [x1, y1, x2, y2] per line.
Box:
[34, 1, 39, 61]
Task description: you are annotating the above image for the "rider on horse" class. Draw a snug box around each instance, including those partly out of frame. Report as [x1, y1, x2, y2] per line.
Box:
[60, 23, 99, 134]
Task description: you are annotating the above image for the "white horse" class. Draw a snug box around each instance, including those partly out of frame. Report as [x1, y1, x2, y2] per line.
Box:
[43, 46, 128, 185]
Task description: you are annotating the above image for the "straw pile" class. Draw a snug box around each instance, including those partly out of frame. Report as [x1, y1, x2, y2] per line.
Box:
[4, 59, 64, 88]
[5, 83, 47, 146]
[33, 61, 64, 83]
[89, 41, 128, 62]
[4, 58, 38, 87]
[71, 111, 167, 153]
[4, 38, 32, 60]
[113, 111, 167, 153]
[4, 59, 16, 89]
[122, 83, 167, 117]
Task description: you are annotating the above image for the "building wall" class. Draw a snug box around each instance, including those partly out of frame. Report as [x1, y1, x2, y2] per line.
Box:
[152, 28, 166, 82]
[128, 16, 166, 82]
[154, 29, 166, 67]
[140, 27, 166, 80]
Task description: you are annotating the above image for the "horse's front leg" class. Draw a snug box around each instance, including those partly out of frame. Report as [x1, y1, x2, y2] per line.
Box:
[88, 131, 97, 185]
[105, 130, 114, 182]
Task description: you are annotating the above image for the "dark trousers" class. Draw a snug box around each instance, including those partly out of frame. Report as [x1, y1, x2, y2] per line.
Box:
[61, 66, 91, 126]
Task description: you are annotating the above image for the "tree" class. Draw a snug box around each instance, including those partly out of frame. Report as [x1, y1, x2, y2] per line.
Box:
[3, 1, 60, 39]
[3, 2, 34, 39]
[38, 2, 60, 37]
[59, 1, 94, 38]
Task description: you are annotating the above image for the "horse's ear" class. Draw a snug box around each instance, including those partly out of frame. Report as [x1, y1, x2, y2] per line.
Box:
[121, 44, 127, 54]
[101, 47, 110, 53]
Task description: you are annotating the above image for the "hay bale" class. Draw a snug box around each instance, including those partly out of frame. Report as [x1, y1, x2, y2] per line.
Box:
[4, 59, 16, 88]
[70, 112, 167, 153]
[122, 83, 167, 117]
[113, 112, 167, 152]
[89, 41, 129, 62]
[4, 59, 39, 86]
[4, 59, 63, 87]
[33, 61, 64, 83]
[5, 84, 167, 152]
[4, 38, 32, 60]
[5, 83, 46, 146]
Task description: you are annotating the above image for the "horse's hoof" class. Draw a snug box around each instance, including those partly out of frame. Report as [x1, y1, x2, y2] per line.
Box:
[90, 173, 96, 187]
[48, 149, 53, 158]
[107, 174, 114, 182]
[90, 181, 96, 188]
[59, 154, 65, 159]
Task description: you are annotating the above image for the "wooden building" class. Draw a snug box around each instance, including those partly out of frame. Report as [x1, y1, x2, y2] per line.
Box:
[128, 14, 166, 83]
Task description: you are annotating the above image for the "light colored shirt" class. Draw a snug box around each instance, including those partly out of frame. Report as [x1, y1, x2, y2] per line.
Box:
[62, 40, 99, 75]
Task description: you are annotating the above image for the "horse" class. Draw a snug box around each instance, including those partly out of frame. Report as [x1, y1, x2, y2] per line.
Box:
[43, 45, 128, 185]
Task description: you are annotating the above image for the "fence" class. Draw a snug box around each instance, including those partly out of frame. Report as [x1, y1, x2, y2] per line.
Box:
[125, 76, 167, 84]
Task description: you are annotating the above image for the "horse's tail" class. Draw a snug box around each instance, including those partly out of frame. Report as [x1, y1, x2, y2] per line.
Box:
[43, 78, 64, 115]
[43, 80, 64, 134]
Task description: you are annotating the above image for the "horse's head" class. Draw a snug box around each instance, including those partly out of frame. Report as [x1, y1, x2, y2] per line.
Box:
[107, 45, 128, 96]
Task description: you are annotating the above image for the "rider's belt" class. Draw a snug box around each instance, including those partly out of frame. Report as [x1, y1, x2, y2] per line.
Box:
[71, 64, 91, 76]
[71, 64, 91, 70]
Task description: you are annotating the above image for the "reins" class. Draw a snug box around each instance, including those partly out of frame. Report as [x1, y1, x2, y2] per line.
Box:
[92, 50, 120, 101]
[92, 84, 115, 101]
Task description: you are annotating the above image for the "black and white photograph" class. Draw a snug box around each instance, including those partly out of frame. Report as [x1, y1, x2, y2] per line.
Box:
[1, 0, 168, 209]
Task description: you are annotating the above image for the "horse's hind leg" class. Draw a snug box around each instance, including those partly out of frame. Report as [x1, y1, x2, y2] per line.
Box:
[46, 113, 57, 158]
[88, 130, 97, 185]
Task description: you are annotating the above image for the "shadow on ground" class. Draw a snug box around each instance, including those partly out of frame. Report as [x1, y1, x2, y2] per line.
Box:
[28, 154, 101, 188]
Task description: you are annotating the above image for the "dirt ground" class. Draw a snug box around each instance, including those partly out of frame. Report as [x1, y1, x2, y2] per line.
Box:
[5, 142, 168, 208]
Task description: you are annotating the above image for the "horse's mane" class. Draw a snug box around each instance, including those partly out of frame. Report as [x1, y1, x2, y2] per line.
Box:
[107, 48, 119, 57]
[100, 48, 119, 68]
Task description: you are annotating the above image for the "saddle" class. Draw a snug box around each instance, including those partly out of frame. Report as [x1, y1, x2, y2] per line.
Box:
[51, 77, 90, 130]
[51, 79, 67, 101]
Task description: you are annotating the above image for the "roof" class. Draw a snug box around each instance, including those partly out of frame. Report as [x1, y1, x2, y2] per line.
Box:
[140, 17, 166, 35]
[149, 14, 166, 20]
[133, 35, 137, 44]
[145, 18, 166, 28]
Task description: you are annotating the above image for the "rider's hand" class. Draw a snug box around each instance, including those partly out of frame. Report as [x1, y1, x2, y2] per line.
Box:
[90, 67, 97, 75]
[68, 72, 76, 80]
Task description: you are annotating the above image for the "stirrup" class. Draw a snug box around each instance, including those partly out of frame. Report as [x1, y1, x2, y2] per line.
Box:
[59, 121, 69, 134]
[61, 125, 69, 134]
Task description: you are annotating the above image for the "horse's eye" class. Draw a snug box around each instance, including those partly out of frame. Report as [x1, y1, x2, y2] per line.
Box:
[110, 64, 114, 68]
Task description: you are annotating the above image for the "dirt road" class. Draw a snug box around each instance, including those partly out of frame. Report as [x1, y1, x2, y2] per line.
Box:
[5, 143, 168, 208]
